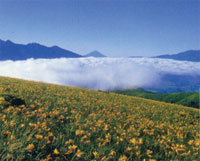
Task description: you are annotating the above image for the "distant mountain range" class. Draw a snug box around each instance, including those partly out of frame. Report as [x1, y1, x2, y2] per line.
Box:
[0, 39, 82, 60]
[85, 51, 106, 57]
[0, 39, 199, 62]
[153, 50, 200, 62]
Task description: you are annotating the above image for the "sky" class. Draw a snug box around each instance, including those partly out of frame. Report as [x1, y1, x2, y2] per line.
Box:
[0, 0, 199, 57]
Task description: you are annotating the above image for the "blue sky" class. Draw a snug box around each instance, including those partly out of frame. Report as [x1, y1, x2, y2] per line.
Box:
[0, 0, 199, 57]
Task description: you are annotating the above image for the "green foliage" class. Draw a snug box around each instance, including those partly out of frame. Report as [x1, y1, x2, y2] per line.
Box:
[113, 88, 199, 108]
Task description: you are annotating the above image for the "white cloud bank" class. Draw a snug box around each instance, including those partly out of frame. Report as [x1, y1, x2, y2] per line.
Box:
[0, 58, 199, 90]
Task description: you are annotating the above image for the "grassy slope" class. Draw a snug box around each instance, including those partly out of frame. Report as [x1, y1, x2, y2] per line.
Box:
[113, 88, 199, 108]
[0, 77, 199, 161]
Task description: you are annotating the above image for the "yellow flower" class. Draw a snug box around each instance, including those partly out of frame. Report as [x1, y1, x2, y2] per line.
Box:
[0, 97, 5, 103]
[35, 134, 43, 140]
[27, 137, 32, 141]
[101, 156, 107, 161]
[120, 138, 123, 142]
[26, 144, 35, 150]
[4, 130, 11, 135]
[85, 140, 91, 144]
[130, 138, 136, 144]
[75, 129, 84, 136]
[147, 150, 153, 157]
[58, 115, 64, 120]
[65, 150, 73, 155]
[118, 155, 127, 161]
[136, 151, 141, 156]
[65, 139, 74, 145]
[126, 147, 132, 152]
[30, 104, 35, 108]
[48, 132, 54, 137]
[69, 145, 78, 151]
[76, 149, 83, 157]
[104, 124, 109, 131]
[47, 154, 53, 160]
[188, 140, 194, 145]
[195, 139, 200, 147]
[93, 151, 99, 158]
[109, 150, 116, 156]
[53, 148, 60, 155]
[10, 120, 15, 127]
[105, 133, 111, 139]
[138, 138, 143, 145]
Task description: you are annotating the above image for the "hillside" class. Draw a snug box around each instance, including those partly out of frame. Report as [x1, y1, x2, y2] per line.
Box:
[0, 77, 199, 160]
[153, 50, 200, 62]
[0, 39, 82, 60]
[113, 88, 199, 108]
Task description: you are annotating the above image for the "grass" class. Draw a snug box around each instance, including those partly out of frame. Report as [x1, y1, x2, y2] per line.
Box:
[0, 77, 199, 161]
[113, 88, 199, 108]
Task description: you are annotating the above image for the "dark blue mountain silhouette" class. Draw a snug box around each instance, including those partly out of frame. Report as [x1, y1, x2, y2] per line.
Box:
[153, 50, 200, 62]
[0, 39, 82, 60]
[85, 51, 106, 57]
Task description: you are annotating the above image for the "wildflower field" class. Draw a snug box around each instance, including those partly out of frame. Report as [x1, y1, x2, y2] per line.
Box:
[0, 77, 199, 161]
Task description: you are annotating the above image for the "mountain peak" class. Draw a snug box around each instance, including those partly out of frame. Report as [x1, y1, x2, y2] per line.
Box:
[85, 51, 106, 57]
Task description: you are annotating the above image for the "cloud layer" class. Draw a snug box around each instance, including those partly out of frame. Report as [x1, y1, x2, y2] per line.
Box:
[0, 58, 199, 90]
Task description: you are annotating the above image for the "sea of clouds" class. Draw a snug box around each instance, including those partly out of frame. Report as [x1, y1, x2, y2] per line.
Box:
[0, 57, 199, 90]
